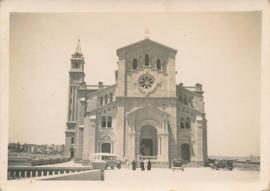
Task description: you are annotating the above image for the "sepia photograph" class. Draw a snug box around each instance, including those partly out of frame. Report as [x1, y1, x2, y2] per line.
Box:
[1, 1, 270, 191]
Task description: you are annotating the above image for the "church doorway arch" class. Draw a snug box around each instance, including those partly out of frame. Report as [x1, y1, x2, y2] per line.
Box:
[140, 125, 157, 156]
[181, 144, 190, 161]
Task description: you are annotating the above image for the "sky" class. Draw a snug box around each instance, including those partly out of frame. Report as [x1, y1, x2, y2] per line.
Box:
[9, 12, 261, 157]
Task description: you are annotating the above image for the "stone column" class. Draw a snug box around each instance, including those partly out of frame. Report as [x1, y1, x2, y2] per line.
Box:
[128, 131, 136, 160]
[135, 131, 140, 160]
[82, 115, 96, 165]
[159, 133, 169, 161]
[126, 117, 136, 160]
[157, 135, 161, 157]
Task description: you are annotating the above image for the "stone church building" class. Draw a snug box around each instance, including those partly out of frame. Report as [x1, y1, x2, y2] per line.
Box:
[65, 38, 208, 166]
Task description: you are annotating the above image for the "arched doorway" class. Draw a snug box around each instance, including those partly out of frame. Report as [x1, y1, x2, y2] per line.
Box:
[140, 125, 157, 156]
[181, 144, 190, 161]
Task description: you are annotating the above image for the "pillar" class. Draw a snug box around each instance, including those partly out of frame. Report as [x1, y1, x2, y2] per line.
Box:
[82, 115, 96, 164]
[128, 132, 136, 160]
[158, 133, 169, 161]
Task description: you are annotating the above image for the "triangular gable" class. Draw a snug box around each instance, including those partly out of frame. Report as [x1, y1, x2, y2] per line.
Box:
[116, 38, 177, 57]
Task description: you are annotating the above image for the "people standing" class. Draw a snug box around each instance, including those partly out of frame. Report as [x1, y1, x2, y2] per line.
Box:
[147, 159, 152, 171]
[126, 159, 131, 169]
[132, 160, 137, 170]
[140, 159, 145, 171]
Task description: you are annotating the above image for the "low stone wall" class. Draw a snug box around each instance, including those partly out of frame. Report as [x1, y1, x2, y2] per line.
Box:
[8, 166, 92, 180]
[41, 169, 104, 181]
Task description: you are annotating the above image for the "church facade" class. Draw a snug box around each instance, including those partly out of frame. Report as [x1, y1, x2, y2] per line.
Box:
[65, 38, 208, 166]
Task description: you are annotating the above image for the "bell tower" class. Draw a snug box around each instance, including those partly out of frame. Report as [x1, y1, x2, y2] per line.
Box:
[65, 39, 85, 156]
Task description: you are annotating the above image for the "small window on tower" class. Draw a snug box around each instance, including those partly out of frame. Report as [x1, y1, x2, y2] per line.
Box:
[100, 96, 104, 106]
[107, 116, 112, 128]
[105, 95, 108, 104]
[102, 116, 106, 128]
[132, 59, 138, 70]
[145, 54, 149, 66]
[186, 117, 191, 129]
[180, 117, 185, 128]
[71, 137, 75, 144]
[109, 93, 113, 102]
[156, 59, 161, 70]
[178, 95, 183, 102]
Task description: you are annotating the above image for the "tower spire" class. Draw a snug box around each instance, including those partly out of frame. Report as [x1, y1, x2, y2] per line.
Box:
[75, 39, 82, 54]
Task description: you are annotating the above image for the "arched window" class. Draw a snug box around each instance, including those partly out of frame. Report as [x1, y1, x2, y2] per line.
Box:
[132, 58, 138, 70]
[180, 117, 185, 128]
[109, 93, 113, 102]
[156, 59, 161, 70]
[186, 117, 191, 129]
[105, 95, 108, 104]
[101, 116, 106, 128]
[100, 96, 103, 106]
[145, 54, 149, 66]
[107, 116, 112, 128]
[71, 137, 75, 144]
[178, 95, 183, 102]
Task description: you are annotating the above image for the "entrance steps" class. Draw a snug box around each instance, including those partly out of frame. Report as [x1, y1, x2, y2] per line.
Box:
[150, 161, 204, 168]
[182, 161, 205, 167]
[150, 160, 169, 168]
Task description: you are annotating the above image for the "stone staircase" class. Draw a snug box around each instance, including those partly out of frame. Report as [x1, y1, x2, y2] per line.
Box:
[150, 160, 169, 168]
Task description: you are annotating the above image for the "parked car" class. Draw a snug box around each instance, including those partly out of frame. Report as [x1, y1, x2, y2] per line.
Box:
[171, 159, 184, 171]
[210, 159, 233, 170]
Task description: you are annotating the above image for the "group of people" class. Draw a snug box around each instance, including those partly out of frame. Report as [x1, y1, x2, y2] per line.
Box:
[131, 159, 152, 171]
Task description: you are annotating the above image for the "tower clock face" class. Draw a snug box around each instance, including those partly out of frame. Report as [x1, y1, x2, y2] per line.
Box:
[138, 74, 155, 89]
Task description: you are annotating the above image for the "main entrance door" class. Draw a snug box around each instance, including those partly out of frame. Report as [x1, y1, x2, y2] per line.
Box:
[181, 144, 190, 161]
[140, 139, 153, 156]
[140, 125, 157, 156]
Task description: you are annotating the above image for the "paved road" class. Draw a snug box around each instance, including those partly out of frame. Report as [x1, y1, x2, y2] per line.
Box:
[104, 167, 259, 191]
[3, 166, 259, 191]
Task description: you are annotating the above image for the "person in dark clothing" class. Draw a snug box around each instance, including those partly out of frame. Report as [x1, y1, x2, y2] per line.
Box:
[132, 160, 137, 170]
[140, 160, 145, 171]
[147, 159, 152, 171]
[116, 160, 121, 169]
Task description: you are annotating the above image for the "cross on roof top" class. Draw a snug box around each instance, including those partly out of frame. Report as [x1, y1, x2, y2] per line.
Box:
[144, 28, 150, 39]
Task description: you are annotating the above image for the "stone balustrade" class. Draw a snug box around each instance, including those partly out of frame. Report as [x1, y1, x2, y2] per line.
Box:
[139, 155, 158, 160]
[8, 166, 93, 180]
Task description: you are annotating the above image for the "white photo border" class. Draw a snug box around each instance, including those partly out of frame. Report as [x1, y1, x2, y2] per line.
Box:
[0, 0, 269, 190]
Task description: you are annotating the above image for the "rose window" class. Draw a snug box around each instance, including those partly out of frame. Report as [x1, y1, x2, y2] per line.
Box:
[138, 74, 155, 89]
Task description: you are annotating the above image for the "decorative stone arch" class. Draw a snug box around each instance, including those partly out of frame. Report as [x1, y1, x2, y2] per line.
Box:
[129, 105, 170, 131]
[137, 119, 161, 133]
[99, 132, 115, 154]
